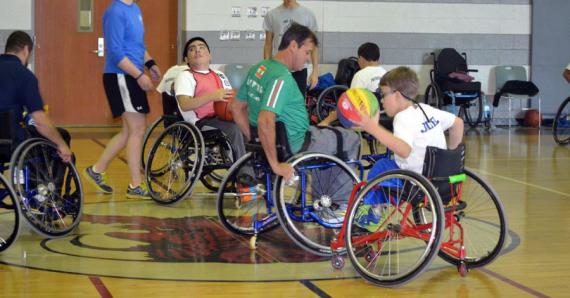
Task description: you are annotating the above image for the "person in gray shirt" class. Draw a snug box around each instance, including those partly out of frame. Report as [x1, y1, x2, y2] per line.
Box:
[263, 0, 319, 98]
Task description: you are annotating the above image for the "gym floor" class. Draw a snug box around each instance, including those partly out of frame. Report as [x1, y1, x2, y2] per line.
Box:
[0, 126, 567, 297]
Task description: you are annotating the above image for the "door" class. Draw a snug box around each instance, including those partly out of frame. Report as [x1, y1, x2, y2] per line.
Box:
[35, 0, 178, 125]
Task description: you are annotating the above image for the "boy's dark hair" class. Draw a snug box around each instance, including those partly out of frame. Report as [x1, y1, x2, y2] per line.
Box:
[5, 30, 33, 53]
[278, 22, 319, 51]
[358, 42, 380, 62]
[182, 36, 210, 59]
[380, 66, 419, 99]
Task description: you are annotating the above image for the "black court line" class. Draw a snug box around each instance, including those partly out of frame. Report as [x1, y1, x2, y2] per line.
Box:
[88, 276, 113, 298]
[300, 280, 331, 298]
[479, 268, 550, 298]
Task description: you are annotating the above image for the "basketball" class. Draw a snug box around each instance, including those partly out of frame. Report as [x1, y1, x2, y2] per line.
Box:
[214, 95, 234, 121]
[524, 109, 541, 127]
[336, 88, 379, 128]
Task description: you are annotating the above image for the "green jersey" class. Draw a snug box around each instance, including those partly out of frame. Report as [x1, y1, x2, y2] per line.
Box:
[237, 59, 309, 153]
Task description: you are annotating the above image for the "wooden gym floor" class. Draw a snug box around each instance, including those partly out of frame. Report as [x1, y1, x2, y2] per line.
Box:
[0, 126, 568, 297]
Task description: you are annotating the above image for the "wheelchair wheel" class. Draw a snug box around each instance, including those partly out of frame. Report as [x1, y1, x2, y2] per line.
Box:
[437, 168, 507, 268]
[141, 115, 180, 171]
[274, 152, 360, 256]
[553, 96, 570, 145]
[0, 173, 20, 252]
[424, 83, 442, 109]
[11, 139, 83, 238]
[345, 170, 444, 287]
[316, 85, 348, 122]
[200, 131, 234, 192]
[217, 152, 278, 235]
[462, 94, 483, 128]
[145, 122, 205, 205]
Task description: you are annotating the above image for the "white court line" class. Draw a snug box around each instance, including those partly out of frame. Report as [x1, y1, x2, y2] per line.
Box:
[470, 168, 570, 198]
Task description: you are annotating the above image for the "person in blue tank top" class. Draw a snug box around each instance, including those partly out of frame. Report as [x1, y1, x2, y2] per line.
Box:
[84, 0, 162, 200]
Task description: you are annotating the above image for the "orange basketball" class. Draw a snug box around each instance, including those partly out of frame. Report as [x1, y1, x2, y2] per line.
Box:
[524, 109, 541, 127]
[214, 95, 234, 121]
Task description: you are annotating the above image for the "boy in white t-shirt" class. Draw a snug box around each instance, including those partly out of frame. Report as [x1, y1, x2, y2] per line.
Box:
[350, 42, 387, 93]
[174, 37, 247, 161]
[354, 66, 464, 231]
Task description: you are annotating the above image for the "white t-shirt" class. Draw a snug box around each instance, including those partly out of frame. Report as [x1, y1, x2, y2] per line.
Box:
[174, 68, 232, 124]
[393, 103, 457, 174]
[263, 5, 318, 56]
[156, 64, 189, 95]
[350, 65, 387, 93]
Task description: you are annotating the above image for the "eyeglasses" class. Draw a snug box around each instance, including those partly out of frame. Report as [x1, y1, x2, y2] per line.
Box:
[380, 89, 414, 101]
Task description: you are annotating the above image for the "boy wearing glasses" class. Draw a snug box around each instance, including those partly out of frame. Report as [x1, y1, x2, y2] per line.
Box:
[354, 66, 464, 231]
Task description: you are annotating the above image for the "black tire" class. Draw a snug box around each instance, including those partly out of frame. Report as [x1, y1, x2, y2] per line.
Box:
[437, 168, 507, 268]
[274, 152, 360, 256]
[345, 170, 444, 287]
[0, 173, 20, 252]
[12, 140, 83, 238]
[316, 85, 348, 121]
[217, 152, 278, 235]
[146, 122, 205, 205]
[553, 96, 570, 145]
[142, 115, 180, 171]
[462, 93, 484, 128]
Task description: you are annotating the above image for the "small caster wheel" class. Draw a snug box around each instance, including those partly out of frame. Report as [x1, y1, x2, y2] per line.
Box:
[331, 255, 345, 270]
[458, 262, 468, 277]
[249, 235, 257, 250]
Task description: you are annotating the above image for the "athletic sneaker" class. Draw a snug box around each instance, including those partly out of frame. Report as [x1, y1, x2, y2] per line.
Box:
[126, 183, 151, 199]
[355, 204, 388, 232]
[83, 166, 113, 194]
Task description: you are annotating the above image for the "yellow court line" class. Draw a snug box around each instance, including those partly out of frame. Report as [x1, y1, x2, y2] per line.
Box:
[470, 168, 570, 198]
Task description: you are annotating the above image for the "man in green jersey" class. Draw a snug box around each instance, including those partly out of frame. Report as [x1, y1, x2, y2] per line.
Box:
[231, 23, 359, 214]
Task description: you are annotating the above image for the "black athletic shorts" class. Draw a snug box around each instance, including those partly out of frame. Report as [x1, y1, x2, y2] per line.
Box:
[103, 73, 149, 118]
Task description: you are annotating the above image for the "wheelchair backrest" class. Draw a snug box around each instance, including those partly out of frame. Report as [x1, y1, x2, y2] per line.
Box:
[249, 122, 293, 162]
[0, 109, 17, 164]
[335, 57, 360, 87]
[161, 92, 184, 126]
[436, 48, 468, 81]
[422, 144, 465, 205]
[495, 65, 527, 90]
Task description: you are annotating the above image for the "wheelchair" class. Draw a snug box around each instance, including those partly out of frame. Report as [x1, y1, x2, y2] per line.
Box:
[0, 110, 83, 240]
[143, 93, 236, 205]
[0, 173, 20, 252]
[553, 96, 570, 145]
[329, 144, 507, 287]
[424, 48, 484, 127]
[216, 122, 361, 250]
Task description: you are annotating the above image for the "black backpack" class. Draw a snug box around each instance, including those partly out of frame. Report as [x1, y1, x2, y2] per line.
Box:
[335, 57, 360, 86]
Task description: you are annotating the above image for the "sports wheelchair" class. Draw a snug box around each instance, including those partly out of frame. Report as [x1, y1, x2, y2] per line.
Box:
[424, 48, 485, 127]
[328, 144, 507, 287]
[0, 110, 83, 242]
[216, 122, 363, 250]
[143, 93, 236, 205]
[553, 96, 570, 145]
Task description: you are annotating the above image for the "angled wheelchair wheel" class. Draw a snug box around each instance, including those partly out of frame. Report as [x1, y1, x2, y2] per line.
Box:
[141, 115, 181, 171]
[437, 168, 507, 269]
[11, 139, 83, 238]
[553, 96, 570, 145]
[145, 122, 205, 205]
[274, 152, 360, 256]
[345, 170, 444, 287]
[0, 173, 20, 252]
[199, 130, 234, 192]
[217, 152, 278, 235]
[316, 85, 348, 122]
[424, 83, 442, 109]
[462, 94, 483, 128]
